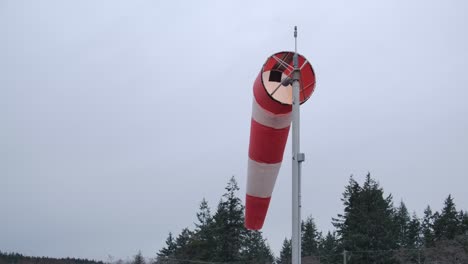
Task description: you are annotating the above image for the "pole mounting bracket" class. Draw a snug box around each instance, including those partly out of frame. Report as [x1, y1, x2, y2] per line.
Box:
[295, 153, 305, 162]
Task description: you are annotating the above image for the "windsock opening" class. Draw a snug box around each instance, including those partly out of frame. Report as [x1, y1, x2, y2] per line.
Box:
[261, 51, 315, 105]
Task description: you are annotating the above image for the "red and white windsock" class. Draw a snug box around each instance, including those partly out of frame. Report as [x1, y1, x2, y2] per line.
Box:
[245, 51, 316, 230]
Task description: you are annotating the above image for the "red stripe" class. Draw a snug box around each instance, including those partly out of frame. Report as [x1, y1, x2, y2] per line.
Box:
[253, 72, 292, 115]
[245, 194, 271, 230]
[248, 119, 290, 164]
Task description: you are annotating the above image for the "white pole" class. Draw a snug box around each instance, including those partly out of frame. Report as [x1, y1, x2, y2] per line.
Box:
[291, 26, 304, 264]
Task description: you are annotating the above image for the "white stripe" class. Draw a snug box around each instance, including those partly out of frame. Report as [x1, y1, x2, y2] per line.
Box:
[251, 98, 291, 129]
[246, 158, 282, 198]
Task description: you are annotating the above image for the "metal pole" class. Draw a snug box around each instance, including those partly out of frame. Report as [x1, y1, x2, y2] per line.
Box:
[343, 250, 347, 264]
[291, 25, 304, 264]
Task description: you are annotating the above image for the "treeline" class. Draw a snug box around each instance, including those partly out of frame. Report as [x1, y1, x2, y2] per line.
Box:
[155, 176, 274, 264]
[3, 174, 467, 264]
[0, 251, 104, 264]
[154, 174, 468, 264]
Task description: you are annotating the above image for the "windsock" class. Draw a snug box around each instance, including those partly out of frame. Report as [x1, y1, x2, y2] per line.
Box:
[245, 51, 315, 230]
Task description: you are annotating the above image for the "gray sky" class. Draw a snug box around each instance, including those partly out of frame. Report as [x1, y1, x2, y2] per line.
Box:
[2, 0, 468, 261]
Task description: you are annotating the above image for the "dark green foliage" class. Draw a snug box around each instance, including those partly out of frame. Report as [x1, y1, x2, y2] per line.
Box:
[332, 173, 399, 263]
[156, 232, 176, 261]
[155, 176, 274, 264]
[459, 211, 468, 235]
[406, 212, 422, 249]
[3, 173, 468, 264]
[195, 198, 212, 230]
[433, 195, 461, 241]
[276, 238, 292, 264]
[211, 176, 245, 262]
[241, 230, 274, 264]
[132, 251, 146, 264]
[173, 228, 195, 261]
[0, 251, 104, 264]
[421, 206, 435, 247]
[186, 199, 215, 261]
[154, 173, 467, 263]
[395, 201, 411, 248]
[318, 232, 341, 264]
[301, 216, 320, 257]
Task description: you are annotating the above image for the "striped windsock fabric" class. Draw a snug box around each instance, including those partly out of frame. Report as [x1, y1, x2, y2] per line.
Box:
[245, 51, 315, 230]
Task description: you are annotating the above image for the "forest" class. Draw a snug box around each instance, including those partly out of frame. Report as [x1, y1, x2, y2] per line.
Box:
[0, 252, 104, 264]
[153, 174, 468, 264]
[2, 173, 467, 264]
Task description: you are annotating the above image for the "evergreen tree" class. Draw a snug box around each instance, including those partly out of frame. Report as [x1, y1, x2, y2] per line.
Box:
[433, 195, 460, 240]
[0, 252, 105, 264]
[432, 212, 441, 240]
[195, 198, 212, 229]
[318, 232, 341, 264]
[277, 238, 292, 264]
[459, 211, 468, 235]
[301, 216, 320, 257]
[332, 176, 361, 241]
[212, 176, 245, 262]
[421, 206, 435, 247]
[333, 173, 398, 264]
[189, 199, 215, 261]
[132, 251, 146, 264]
[406, 212, 422, 249]
[156, 232, 176, 261]
[155, 176, 276, 263]
[395, 201, 411, 248]
[173, 228, 194, 260]
[240, 230, 274, 264]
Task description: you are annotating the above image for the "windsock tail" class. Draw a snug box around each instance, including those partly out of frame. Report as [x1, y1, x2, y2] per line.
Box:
[245, 195, 271, 230]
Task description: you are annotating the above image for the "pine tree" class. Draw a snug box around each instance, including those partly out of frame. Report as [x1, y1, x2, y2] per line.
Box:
[459, 211, 468, 235]
[277, 238, 292, 264]
[212, 176, 245, 262]
[333, 173, 398, 264]
[195, 198, 212, 230]
[132, 251, 146, 264]
[332, 176, 359, 239]
[421, 206, 435, 247]
[318, 232, 341, 264]
[406, 212, 422, 249]
[395, 201, 411, 248]
[156, 232, 176, 261]
[189, 198, 215, 261]
[240, 230, 274, 264]
[433, 195, 460, 240]
[301, 216, 320, 257]
[155, 176, 277, 263]
[170, 228, 195, 262]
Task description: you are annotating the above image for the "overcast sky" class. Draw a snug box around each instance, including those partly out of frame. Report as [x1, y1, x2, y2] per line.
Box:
[2, 0, 468, 261]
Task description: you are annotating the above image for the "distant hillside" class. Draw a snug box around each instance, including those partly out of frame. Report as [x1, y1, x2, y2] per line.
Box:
[0, 252, 104, 264]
